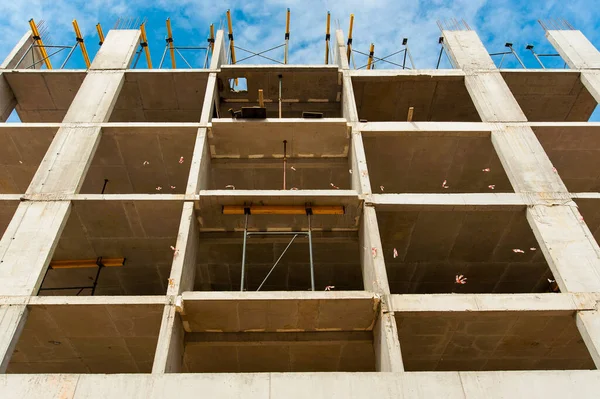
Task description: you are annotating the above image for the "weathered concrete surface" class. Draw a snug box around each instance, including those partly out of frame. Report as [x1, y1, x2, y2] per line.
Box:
[3, 371, 600, 398]
[7, 303, 162, 373]
[180, 291, 378, 332]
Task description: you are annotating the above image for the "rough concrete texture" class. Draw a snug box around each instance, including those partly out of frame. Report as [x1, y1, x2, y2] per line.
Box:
[396, 310, 595, 371]
[7, 303, 162, 373]
[376, 208, 552, 294]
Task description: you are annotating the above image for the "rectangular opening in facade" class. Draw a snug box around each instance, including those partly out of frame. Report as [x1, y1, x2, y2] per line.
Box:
[108, 71, 210, 122]
[178, 293, 377, 372]
[80, 126, 197, 194]
[397, 310, 595, 371]
[363, 131, 512, 194]
[7, 302, 162, 373]
[2, 70, 85, 123]
[502, 71, 597, 122]
[376, 207, 554, 294]
[0, 125, 57, 193]
[534, 125, 600, 192]
[351, 74, 481, 122]
[206, 120, 351, 190]
[217, 66, 342, 118]
[40, 200, 183, 296]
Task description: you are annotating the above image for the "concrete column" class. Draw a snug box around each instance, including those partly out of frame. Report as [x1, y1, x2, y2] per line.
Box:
[0, 29, 140, 372]
[576, 310, 600, 368]
[546, 30, 600, 105]
[0, 31, 43, 121]
[373, 311, 404, 371]
[186, 30, 226, 194]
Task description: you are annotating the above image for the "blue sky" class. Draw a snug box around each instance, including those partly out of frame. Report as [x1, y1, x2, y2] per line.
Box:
[1, 0, 599, 119]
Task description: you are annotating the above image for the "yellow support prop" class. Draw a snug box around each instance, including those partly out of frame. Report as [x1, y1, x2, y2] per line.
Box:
[140, 22, 153, 69]
[226, 9, 236, 65]
[346, 14, 354, 62]
[209, 24, 215, 52]
[72, 19, 91, 68]
[258, 89, 264, 107]
[367, 43, 374, 70]
[325, 12, 331, 64]
[222, 205, 345, 215]
[96, 23, 105, 45]
[28, 18, 52, 69]
[166, 18, 176, 69]
[284, 8, 291, 64]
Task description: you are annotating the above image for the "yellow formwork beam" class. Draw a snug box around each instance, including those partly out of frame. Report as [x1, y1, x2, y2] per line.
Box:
[226, 9, 236, 65]
[72, 19, 91, 68]
[367, 43, 374, 70]
[346, 14, 354, 62]
[209, 23, 215, 52]
[284, 8, 290, 64]
[166, 18, 176, 69]
[223, 205, 345, 215]
[28, 18, 52, 69]
[50, 258, 125, 269]
[325, 12, 331, 64]
[96, 23, 105, 45]
[140, 22, 153, 69]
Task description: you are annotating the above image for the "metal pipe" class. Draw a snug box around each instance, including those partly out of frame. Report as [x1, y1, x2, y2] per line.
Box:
[60, 44, 78, 69]
[175, 48, 193, 68]
[14, 41, 34, 69]
[278, 74, 283, 118]
[436, 46, 444, 69]
[498, 53, 506, 68]
[406, 46, 415, 69]
[159, 45, 168, 68]
[325, 12, 330, 64]
[133, 49, 143, 68]
[246, 231, 309, 236]
[307, 213, 315, 291]
[240, 213, 249, 291]
[90, 262, 104, 296]
[283, 140, 287, 190]
[256, 234, 298, 291]
[284, 8, 290, 64]
[526, 46, 545, 69]
[509, 46, 526, 68]
[166, 18, 176, 68]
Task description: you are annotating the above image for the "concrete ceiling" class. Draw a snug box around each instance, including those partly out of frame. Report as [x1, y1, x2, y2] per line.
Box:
[352, 75, 481, 122]
[0, 125, 57, 193]
[502, 71, 596, 122]
[397, 310, 594, 371]
[363, 133, 512, 194]
[218, 66, 342, 118]
[533, 125, 600, 192]
[376, 208, 552, 294]
[45, 200, 183, 295]
[195, 232, 363, 291]
[81, 126, 197, 194]
[109, 71, 210, 122]
[574, 198, 600, 246]
[181, 292, 378, 332]
[8, 303, 162, 373]
[4, 70, 85, 122]
[0, 200, 18, 239]
[183, 331, 375, 372]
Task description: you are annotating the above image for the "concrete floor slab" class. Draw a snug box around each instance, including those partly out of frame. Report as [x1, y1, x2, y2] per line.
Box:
[376, 208, 552, 294]
[43, 200, 183, 295]
[218, 66, 342, 118]
[533, 125, 600, 191]
[396, 310, 595, 371]
[363, 133, 513, 194]
[0, 200, 18, 239]
[4, 70, 85, 122]
[502, 71, 597, 122]
[108, 70, 210, 122]
[80, 125, 197, 194]
[7, 302, 163, 373]
[180, 291, 378, 332]
[351, 74, 481, 122]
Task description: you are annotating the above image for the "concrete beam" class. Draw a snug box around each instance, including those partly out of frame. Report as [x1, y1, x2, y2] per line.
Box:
[90, 30, 140, 70]
[373, 311, 403, 371]
[388, 293, 599, 313]
[0, 305, 27, 373]
[370, 193, 526, 210]
[545, 30, 600, 69]
[152, 305, 184, 373]
[167, 202, 199, 295]
[209, 30, 227, 70]
[577, 310, 600, 368]
[3, 371, 600, 398]
[334, 30, 349, 70]
[442, 30, 496, 71]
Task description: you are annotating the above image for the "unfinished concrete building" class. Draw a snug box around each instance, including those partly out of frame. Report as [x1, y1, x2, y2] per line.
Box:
[1, 14, 600, 397]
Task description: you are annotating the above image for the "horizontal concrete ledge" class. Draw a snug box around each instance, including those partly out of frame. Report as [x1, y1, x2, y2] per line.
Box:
[0, 295, 167, 306]
[350, 69, 466, 78]
[370, 193, 526, 210]
[387, 293, 600, 313]
[186, 331, 372, 346]
[198, 189, 358, 198]
[220, 64, 340, 71]
[3, 371, 600, 398]
[21, 194, 192, 201]
[359, 121, 491, 136]
[180, 291, 379, 333]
